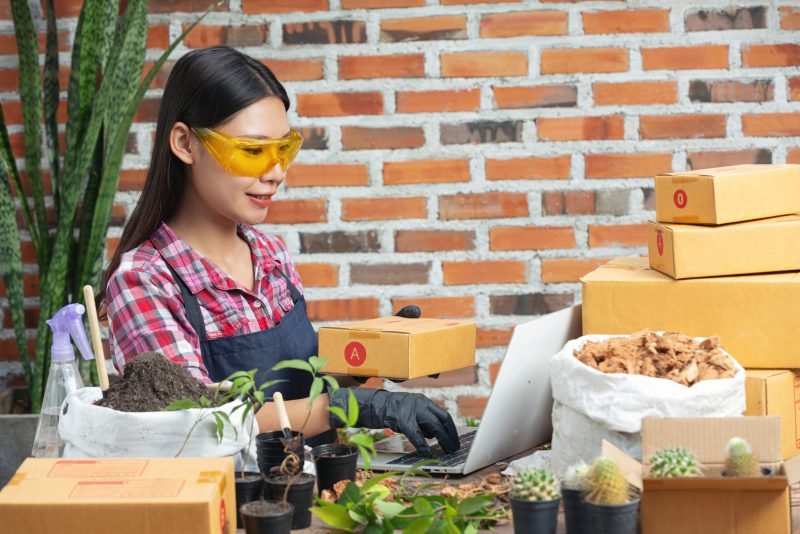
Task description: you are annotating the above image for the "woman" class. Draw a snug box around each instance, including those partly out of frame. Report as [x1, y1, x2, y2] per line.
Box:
[97, 46, 459, 455]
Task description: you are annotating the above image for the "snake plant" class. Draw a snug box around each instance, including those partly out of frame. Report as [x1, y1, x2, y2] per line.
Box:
[0, 0, 211, 412]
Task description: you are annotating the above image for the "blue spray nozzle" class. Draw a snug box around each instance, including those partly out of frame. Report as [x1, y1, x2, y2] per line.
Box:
[46, 304, 96, 363]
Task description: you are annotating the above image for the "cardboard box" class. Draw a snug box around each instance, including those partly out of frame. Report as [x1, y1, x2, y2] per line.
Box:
[655, 164, 800, 225]
[319, 316, 476, 379]
[0, 457, 235, 533]
[581, 257, 800, 368]
[606, 417, 800, 534]
[746, 370, 800, 460]
[648, 215, 800, 279]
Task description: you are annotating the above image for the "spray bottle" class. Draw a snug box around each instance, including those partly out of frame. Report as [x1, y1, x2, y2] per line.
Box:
[31, 303, 96, 457]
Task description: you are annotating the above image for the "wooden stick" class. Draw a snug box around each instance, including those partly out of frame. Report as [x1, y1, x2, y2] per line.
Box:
[273, 392, 293, 441]
[82, 285, 110, 391]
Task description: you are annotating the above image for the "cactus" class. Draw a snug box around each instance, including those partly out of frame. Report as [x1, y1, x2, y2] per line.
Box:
[648, 447, 701, 478]
[725, 437, 760, 477]
[510, 467, 561, 502]
[585, 458, 629, 505]
[563, 463, 590, 491]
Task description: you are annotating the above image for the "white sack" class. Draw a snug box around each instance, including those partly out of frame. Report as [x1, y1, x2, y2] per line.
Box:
[59, 387, 258, 472]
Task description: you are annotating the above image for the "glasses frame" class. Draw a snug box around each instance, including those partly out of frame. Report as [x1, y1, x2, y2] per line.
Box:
[191, 127, 303, 178]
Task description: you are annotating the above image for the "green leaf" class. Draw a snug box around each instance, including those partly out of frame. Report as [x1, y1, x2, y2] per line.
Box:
[347, 389, 359, 427]
[163, 399, 200, 411]
[403, 517, 433, 534]
[42, 0, 60, 202]
[443, 520, 460, 534]
[307, 377, 324, 408]
[463, 524, 478, 534]
[322, 374, 340, 393]
[311, 503, 358, 532]
[271, 359, 313, 374]
[348, 509, 369, 525]
[361, 471, 399, 493]
[328, 406, 348, 426]
[308, 355, 324, 373]
[212, 412, 225, 443]
[457, 495, 492, 517]
[338, 482, 362, 506]
[375, 501, 407, 520]
[414, 497, 434, 516]
[258, 378, 287, 392]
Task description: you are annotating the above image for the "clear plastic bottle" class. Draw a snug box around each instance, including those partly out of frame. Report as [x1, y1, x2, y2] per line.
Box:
[31, 303, 95, 458]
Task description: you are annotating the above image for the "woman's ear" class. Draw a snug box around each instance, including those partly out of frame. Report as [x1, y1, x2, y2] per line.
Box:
[170, 122, 195, 165]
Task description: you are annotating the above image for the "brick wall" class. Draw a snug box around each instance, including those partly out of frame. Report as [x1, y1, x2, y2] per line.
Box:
[2, 0, 800, 420]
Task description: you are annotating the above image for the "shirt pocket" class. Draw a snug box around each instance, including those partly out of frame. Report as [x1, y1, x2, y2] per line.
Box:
[202, 305, 246, 339]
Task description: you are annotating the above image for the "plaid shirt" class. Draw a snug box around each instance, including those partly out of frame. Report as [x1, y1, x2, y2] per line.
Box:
[106, 222, 304, 384]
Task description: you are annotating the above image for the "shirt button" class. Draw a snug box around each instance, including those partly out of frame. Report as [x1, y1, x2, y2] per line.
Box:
[253, 301, 262, 308]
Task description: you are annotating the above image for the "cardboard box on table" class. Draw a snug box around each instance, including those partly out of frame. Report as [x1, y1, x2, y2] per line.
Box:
[648, 215, 800, 279]
[655, 164, 800, 225]
[581, 257, 800, 369]
[0, 457, 236, 534]
[319, 316, 476, 380]
[606, 417, 800, 534]
[745, 370, 800, 459]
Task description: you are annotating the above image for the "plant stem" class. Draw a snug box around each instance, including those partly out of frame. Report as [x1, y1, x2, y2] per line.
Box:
[175, 410, 207, 457]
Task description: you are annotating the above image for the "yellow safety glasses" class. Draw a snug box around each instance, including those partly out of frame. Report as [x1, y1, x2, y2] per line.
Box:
[192, 127, 303, 178]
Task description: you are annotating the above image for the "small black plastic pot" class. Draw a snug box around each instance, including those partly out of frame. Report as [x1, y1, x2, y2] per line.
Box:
[263, 473, 316, 530]
[312, 443, 358, 492]
[586, 499, 640, 534]
[240, 500, 293, 534]
[562, 488, 593, 534]
[235, 472, 264, 527]
[256, 430, 305, 476]
[510, 497, 560, 534]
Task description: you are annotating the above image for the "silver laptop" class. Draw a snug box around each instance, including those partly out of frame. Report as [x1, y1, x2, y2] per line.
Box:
[363, 304, 582, 475]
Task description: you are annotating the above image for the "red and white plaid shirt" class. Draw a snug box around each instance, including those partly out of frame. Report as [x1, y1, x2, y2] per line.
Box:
[106, 222, 304, 384]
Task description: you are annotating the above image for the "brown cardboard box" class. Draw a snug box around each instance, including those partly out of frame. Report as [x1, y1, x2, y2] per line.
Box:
[319, 316, 476, 379]
[648, 215, 800, 279]
[606, 417, 800, 534]
[0, 457, 236, 533]
[746, 370, 800, 459]
[581, 257, 800, 368]
[655, 164, 800, 225]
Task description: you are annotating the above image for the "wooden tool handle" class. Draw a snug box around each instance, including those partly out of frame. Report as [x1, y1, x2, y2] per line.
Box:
[273, 392, 292, 434]
[82, 285, 110, 391]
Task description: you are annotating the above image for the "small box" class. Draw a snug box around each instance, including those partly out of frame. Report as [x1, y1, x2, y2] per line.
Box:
[0, 457, 235, 534]
[581, 257, 800, 369]
[606, 417, 800, 534]
[318, 317, 476, 379]
[655, 164, 800, 225]
[648, 215, 800, 279]
[745, 370, 800, 459]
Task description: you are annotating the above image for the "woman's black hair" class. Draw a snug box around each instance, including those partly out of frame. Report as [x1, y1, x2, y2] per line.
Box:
[96, 46, 290, 312]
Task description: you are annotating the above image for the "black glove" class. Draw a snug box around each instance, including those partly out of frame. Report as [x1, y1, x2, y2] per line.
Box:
[329, 387, 460, 456]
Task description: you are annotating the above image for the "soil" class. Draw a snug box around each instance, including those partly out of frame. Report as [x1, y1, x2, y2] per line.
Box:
[240, 500, 292, 517]
[94, 352, 208, 412]
[574, 331, 736, 387]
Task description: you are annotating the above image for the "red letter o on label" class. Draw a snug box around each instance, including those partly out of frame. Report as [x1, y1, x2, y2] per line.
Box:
[673, 189, 688, 209]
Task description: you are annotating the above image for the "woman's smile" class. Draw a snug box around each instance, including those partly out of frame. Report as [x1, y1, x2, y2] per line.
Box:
[246, 192, 273, 208]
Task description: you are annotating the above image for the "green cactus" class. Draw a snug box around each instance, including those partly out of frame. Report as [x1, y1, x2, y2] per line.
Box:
[725, 437, 760, 477]
[586, 458, 629, 505]
[649, 447, 701, 478]
[562, 463, 590, 491]
[510, 467, 561, 502]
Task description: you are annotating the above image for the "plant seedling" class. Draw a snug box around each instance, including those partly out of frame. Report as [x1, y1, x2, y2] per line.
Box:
[648, 446, 702, 478]
[509, 467, 560, 502]
[586, 457, 630, 506]
[725, 437, 761, 477]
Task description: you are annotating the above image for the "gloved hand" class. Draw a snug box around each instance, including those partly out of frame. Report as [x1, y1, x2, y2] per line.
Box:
[329, 387, 460, 456]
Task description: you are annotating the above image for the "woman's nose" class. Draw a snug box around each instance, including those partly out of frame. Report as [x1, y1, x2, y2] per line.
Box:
[259, 163, 286, 185]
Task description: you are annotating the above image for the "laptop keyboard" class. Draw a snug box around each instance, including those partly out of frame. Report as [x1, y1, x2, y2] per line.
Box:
[386, 430, 477, 467]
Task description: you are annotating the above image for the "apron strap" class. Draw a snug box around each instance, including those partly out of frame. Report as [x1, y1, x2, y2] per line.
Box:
[162, 260, 208, 341]
[271, 263, 302, 303]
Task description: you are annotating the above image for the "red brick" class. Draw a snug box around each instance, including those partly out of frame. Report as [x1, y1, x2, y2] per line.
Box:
[0, 30, 70, 55]
[441, 51, 528, 78]
[296, 92, 382, 117]
[588, 224, 648, 247]
[118, 169, 148, 191]
[494, 85, 577, 109]
[689, 80, 773, 103]
[147, 0, 228, 12]
[538, 116, 624, 141]
[342, 127, 424, 150]
[742, 44, 800, 67]
[307, 298, 380, 322]
[642, 45, 728, 70]
[262, 59, 324, 82]
[286, 163, 369, 187]
[182, 24, 267, 48]
[585, 153, 672, 179]
[384, 159, 470, 185]
[442, 0, 519, 4]
[242, 0, 327, 13]
[457, 396, 488, 419]
[350, 263, 429, 285]
[790, 78, 800, 101]
[685, 7, 765, 31]
[439, 192, 528, 220]
[296, 263, 338, 287]
[639, 114, 726, 140]
[687, 149, 771, 170]
[443, 260, 527, 285]
[593, 81, 677, 106]
[541, 258, 612, 283]
[0, 338, 36, 362]
[2, 99, 68, 126]
[134, 98, 161, 123]
[264, 199, 327, 224]
[380, 15, 466, 42]
[542, 191, 565, 215]
[490, 227, 575, 251]
[342, 197, 427, 221]
[397, 367, 477, 388]
[106, 237, 120, 260]
[780, 7, 800, 30]
[391, 296, 474, 318]
[0, 273, 40, 298]
[396, 89, 480, 113]
[283, 20, 366, 45]
[540, 48, 628, 74]
[395, 230, 475, 252]
[478, 328, 513, 349]
[486, 156, 570, 180]
[480, 11, 567, 37]
[583, 9, 669, 34]
[344, 0, 423, 7]
[742, 113, 800, 137]
[788, 149, 800, 164]
[147, 25, 169, 49]
[566, 191, 595, 214]
[339, 54, 424, 79]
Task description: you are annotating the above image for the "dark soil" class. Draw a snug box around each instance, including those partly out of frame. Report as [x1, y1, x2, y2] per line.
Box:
[94, 352, 208, 412]
[240, 500, 292, 517]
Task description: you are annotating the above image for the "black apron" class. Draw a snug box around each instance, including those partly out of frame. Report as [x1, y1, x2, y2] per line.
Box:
[163, 260, 335, 445]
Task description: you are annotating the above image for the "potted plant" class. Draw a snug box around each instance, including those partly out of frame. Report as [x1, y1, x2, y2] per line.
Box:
[238, 500, 294, 534]
[508, 467, 561, 534]
[648, 446, 701, 478]
[561, 463, 592, 534]
[584, 457, 640, 534]
[723, 436, 771, 477]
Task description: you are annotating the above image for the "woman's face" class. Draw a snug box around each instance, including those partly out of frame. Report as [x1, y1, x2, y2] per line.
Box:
[185, 96, 290, 226]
